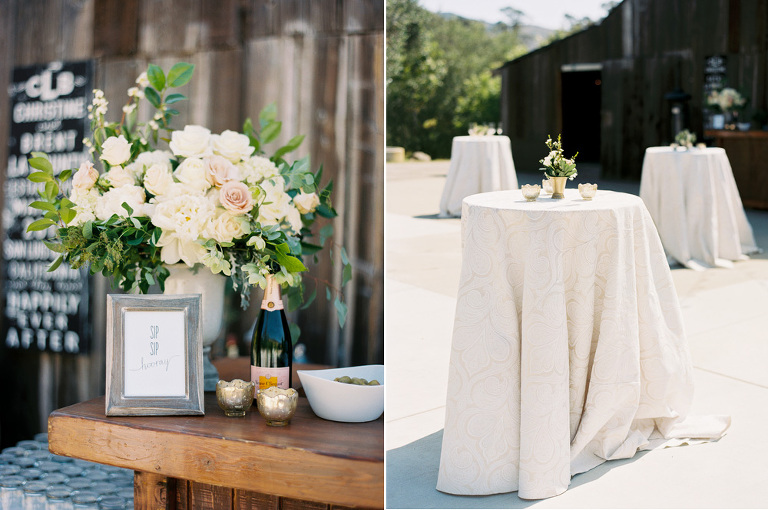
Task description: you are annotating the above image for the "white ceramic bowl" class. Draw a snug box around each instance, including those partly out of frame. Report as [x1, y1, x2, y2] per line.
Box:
[298, 365, 384, 423]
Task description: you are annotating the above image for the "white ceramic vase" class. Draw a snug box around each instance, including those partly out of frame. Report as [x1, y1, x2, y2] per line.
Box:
[163, 263, 226, 391]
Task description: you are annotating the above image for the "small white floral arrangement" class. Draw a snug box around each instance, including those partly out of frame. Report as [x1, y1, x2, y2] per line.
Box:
[673, 129, 697, 148]
[707, 87, 747, 113]
[26, 63, 350, 319]
[539, 134, 578, 179]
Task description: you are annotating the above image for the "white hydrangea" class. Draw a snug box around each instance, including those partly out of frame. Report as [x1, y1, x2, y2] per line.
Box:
[238, 155, 280, 185]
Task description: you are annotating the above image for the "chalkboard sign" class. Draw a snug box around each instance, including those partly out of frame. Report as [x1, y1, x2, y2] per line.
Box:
[703, 55, 727, 94]
[2, 60, 94, 354]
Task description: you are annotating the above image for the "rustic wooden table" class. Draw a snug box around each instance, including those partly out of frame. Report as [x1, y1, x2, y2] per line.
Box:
[48, 362, 384, 509]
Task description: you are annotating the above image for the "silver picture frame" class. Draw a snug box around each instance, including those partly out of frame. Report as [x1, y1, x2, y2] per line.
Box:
[105, 294, 204, 416]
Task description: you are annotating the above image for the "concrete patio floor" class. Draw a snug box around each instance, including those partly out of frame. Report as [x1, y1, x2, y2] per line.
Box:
[385, 160, 768, 508]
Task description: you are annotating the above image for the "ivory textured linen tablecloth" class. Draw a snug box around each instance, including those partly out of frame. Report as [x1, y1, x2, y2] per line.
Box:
[639, 146, 758, 270]
[436, 189, 730, 500]
[439, 136, 518, 217]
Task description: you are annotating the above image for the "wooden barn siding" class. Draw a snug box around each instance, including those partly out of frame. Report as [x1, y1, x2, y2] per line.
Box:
[0, 0, 383, 446]
[501, 0, 767, 180]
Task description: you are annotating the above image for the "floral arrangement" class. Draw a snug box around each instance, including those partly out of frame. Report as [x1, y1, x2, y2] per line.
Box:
[706, 87, 747, 113]
[539, 134, 578, 179]
[26, 63, 350, 322]
[673, 129, 696, 148]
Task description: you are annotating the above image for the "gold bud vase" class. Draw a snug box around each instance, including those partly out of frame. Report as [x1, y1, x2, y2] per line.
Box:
[549, 176, 568, 199]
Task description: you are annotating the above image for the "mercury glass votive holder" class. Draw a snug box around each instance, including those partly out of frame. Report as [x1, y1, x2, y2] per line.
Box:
[521, 184, 541, 202]
[578, 183, 598, 200]
[216, 379, 256, 417]
[542, 178, 553, 194]
[256, 387, 299, 426]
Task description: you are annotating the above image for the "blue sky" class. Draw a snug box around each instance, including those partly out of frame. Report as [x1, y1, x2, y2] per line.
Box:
[418, 0, 613, 30]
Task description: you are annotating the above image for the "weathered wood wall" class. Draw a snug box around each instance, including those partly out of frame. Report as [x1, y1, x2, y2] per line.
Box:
[499, 0, 767, 179]
[0, 0, 384, 447]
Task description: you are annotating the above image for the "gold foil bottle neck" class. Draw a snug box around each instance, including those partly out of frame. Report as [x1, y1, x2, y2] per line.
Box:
[261, 274, 284, 310]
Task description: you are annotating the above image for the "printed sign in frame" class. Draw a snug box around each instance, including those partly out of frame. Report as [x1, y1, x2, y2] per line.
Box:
[105, 294, 204, 416]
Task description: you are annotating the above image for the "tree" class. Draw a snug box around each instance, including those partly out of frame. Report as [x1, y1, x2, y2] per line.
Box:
[386, 0, 528, 158]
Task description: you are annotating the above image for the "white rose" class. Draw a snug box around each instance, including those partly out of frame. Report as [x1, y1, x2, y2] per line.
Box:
[257, 178, 292, 226]
[285, 205, 303, 234]
[238, 155, 279, 185]
[169, 125, 212, 158]
[174, 157, 211, 194]
[143, 163, 174, 196]
[99, 135, 132, 166]
[105, 166, 135, 188]
[135, 150, 174, 171]
[205, 211, 248, 244]
[150, 194, 215, 241]
[94, 185, 146, 221]
[211, 130, 255, 163]
[72, 161, 99, 191]
[155, 231, 208, 266]
[293, 191, 320, 214]
[204, 155, 241, 187]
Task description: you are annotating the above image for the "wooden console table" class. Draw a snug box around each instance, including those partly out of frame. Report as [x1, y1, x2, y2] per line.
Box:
[705, 129, 768, 209]
[48, 363, 383, 509]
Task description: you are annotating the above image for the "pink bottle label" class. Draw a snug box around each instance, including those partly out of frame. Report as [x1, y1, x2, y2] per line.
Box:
[251, 366, 290, 391]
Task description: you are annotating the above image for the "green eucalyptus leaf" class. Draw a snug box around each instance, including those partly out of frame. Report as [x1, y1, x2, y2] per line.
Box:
[48, 255, 64, 272]
[43, 241, 65, 253]
[83, 221, 93, 239]
[27, 172, 52, 183]
[59, 168, 73, 181]
[342, 262, 352, 287]
[144, 87, 162, 108]
[288, 322, 301, 345]
[164, 93, 186, 104]
[29, 201, 56, 212]
[60, 208, 76, 225]
[28, 156, 53, 174]
[272, 135, 305, 160]
[319, 224, 334, 245]
[167, 62, 194, 87]
[300, 287, 317, 310]
[147, 64, 166, 91]
[261, 120, 282, 144]
[27, 218, 55, 232]
[259, 102, 278, 127]
[334, 298, 348, 329]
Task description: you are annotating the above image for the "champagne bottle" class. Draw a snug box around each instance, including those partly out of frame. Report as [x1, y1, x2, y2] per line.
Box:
[251, 274, 292, 392]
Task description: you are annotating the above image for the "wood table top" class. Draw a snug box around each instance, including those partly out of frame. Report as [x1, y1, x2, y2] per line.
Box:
[48, 368, 384, 508]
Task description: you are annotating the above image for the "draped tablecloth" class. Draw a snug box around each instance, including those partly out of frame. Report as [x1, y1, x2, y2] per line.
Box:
[439, 136, 518, 217]
[436, 189, 730, 500]
[639, 146, 758, 270]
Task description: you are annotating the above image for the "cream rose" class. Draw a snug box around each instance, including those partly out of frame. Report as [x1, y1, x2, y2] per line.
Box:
[105, 166, 135, 188]
[219, 181, 254, 215]
[150, 194, 215, 241]
[284, 205, 303, 234]
[205, 211, 249, 244]
[143, 163, 174, 196]
[72, 161, 99, 191]
[99, 135, 132, 166]
[174, 157, 210, 194]
[169, 125, 212, 158]
[155, 231, 207, 266]
[94, 185, 146, 221]
[293, 191, 320, 214]
[211, 130, 255, 163]
[204, 155, 241, 187]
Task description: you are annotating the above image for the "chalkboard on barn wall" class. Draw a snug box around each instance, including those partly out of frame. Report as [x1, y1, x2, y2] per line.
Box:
[2, 59, 94, 355]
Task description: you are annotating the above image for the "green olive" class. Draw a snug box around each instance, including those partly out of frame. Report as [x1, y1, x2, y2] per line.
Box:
[334, 376, 353, 384]
[367, 380, 380, 386]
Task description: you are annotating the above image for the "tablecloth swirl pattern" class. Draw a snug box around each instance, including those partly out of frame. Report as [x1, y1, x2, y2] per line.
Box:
[639, 147, 758, 269]
[439, 136, 518, 217]
[436, 189, 730, 500]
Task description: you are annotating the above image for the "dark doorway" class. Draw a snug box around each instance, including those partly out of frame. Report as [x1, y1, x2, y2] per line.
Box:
[561, 70, 601, 162]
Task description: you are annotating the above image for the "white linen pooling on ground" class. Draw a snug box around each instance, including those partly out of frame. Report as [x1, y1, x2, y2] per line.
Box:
[639, 147, 758, 270]
[436, 189, 730, 500]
